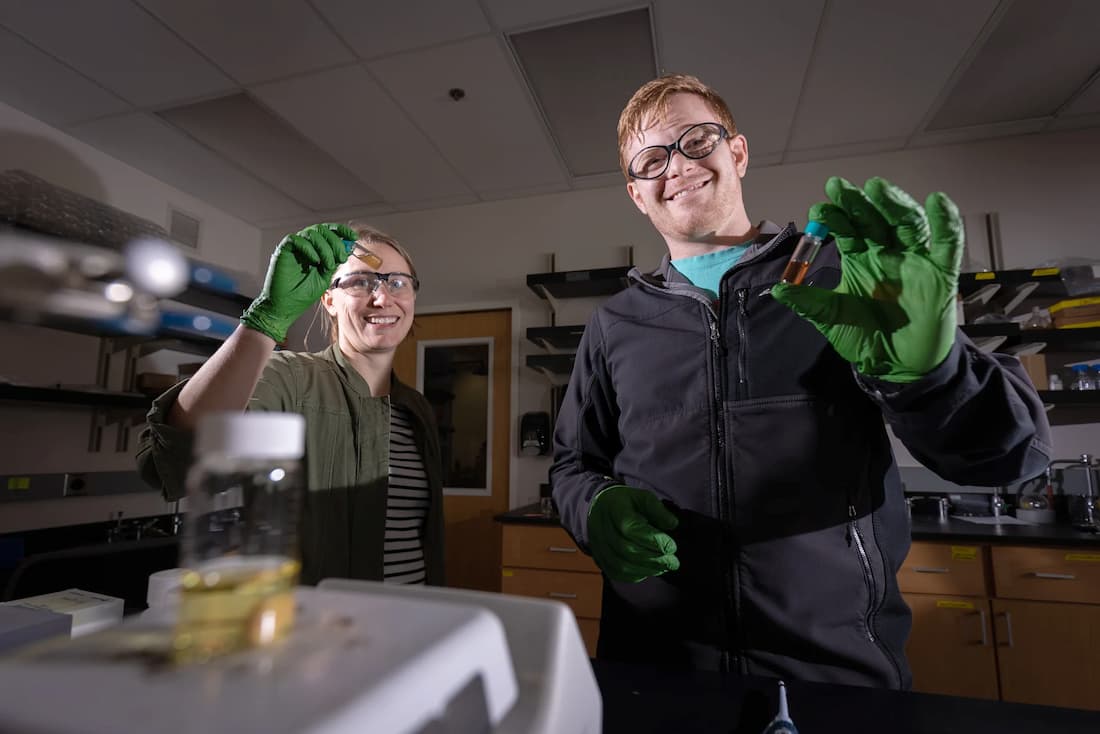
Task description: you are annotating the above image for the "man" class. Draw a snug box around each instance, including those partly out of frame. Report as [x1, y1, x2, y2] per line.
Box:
[550, 73, 1051, 688]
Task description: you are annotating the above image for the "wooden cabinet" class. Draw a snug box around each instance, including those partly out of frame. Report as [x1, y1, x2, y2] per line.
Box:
[903, 540, 1100, 710]
[990, 546, 1100, 711]
[903, 594, 999, 700]
[500, 523, 602, 656]
[900, 542, 998, 700]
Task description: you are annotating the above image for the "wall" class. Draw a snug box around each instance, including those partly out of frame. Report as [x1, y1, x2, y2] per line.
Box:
[0, 101, 263, 530]
[266, 126, 1100, 507]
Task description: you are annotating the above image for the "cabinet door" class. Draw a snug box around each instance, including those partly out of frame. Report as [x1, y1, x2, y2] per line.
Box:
[904, 594, 999, 700]
[993, 598, 1100, 711]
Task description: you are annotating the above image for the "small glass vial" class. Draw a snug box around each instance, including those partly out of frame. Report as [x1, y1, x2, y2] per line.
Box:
[780, 221, 830, 285]
[175, 412, 305, 663]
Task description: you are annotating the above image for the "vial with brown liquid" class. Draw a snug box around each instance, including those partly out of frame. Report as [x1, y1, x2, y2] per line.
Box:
[780, 221, 830, 285]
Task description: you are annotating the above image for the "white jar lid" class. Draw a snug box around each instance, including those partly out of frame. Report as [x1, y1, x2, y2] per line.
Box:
[194, 411, 305, 459]
[146, 568, 187, 608]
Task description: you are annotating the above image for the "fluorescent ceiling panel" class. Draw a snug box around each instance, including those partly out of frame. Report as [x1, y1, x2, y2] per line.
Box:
[510, 8, 655, 176]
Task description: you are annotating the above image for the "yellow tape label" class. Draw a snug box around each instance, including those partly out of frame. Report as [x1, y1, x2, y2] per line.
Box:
[501, 569, 514, 577]
[1031, 267, 1060, 277]
[936, 600, 975, 610]
[6, 477, 30, 491]
[951, 546, 978, 561]
[974, 272, 996, 280]
[1065, 553, 1100, 563]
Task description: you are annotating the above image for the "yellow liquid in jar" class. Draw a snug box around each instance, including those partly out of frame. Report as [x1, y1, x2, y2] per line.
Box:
[173, 556, 300, 663]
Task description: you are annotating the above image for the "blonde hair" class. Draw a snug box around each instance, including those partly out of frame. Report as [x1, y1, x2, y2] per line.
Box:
[310, 222, 417, 347]
[617, 73, 738, 179]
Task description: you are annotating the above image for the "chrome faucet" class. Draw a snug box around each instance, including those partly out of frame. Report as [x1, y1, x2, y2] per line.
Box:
[1049, 454, 1099, 532]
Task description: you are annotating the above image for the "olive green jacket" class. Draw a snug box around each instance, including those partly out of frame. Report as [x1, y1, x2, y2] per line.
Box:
[135, 345, 445, 586]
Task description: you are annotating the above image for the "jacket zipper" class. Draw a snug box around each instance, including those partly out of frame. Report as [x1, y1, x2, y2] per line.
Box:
[708, 307, 737, 673]
[847, 504, 878, 643]
[736, 289, 749, 400]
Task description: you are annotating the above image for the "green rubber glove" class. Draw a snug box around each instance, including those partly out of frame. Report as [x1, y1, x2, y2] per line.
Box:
[587, 485, 680, 583]
[771, 176, 964, 383]
[240, 223, 356, 342]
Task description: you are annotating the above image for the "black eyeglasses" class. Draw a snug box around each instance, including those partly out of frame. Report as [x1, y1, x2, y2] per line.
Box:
[329, 271, 420, 297]
[628, 122, 729, 180]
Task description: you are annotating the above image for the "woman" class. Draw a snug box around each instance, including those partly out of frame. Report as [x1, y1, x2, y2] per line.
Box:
[136, 222, 444, 586]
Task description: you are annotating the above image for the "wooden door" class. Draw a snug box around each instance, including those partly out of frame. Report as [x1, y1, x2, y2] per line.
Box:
[993, 598, 1100, 710]
[393, 309, 511, 593]
[904, 593, 999, 700]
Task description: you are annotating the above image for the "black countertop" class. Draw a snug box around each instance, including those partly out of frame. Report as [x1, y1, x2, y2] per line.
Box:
[497, 504, 1100, 547]
[593, 659, 1100, 733]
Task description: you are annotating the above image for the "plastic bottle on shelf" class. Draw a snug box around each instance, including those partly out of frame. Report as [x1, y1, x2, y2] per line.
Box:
[1048, 373, 1064, 390]
[1069, 365, 1096, 391]
[1022, 306, 1051, 329]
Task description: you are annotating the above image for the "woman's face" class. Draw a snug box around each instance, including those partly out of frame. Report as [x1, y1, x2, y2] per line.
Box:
[321, 241, 416, 356]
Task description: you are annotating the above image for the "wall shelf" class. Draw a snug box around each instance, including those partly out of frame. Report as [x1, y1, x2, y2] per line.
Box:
[1037, 390, 1100, 426]
[526, 266, 631, 301]
[0, 384, 149, 411]
[959, 265, 1099, 299]
[526, 325, 587, 351]
[962, 324, 1100, 353]
[525, 354, 576, 382]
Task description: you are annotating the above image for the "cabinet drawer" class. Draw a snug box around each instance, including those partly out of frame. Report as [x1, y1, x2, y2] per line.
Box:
[898, 542, 989, 596]
[501, 524, 599, 573]
[992, 546, 1100, 604]
[501, 567, 603, 619]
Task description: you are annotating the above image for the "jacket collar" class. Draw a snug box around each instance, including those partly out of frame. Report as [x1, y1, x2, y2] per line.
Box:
[630, 220, 795, 287]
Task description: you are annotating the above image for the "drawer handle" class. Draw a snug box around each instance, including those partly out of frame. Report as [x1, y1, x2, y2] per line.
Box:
[974, 609, 988, 647]
[912, 566, 950, 574]
[548, 592, 578, 599]
[1032, 572, 1076, 580]
[997, 611, 1014, 648]
[548, 546, 578, 553]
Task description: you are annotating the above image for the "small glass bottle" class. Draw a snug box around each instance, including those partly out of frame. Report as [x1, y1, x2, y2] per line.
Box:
[1048, 373, 1064, 391]
[1070, 365, 1096, 391]
[780, 221, 830, 285]
[175, 412, 305, 663]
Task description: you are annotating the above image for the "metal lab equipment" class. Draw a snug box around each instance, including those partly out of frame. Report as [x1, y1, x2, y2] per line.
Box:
[1050, 454, 1100, 532]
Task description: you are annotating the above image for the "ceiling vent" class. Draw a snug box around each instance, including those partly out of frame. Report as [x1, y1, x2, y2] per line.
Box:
[168, 206, 200, 249]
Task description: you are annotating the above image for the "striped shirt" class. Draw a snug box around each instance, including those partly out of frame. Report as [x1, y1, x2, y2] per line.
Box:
[383, 404, 430, 584]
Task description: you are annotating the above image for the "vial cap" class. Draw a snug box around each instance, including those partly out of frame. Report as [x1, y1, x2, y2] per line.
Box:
[194, 411, 305, 459]
[804, 221, 829, 239]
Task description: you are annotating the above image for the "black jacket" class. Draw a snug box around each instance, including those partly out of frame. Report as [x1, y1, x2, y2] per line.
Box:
[550, 221, 1052, 688]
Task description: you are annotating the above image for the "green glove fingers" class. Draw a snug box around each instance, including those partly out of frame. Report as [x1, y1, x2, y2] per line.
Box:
[587, 485, 680, 583]
[863, 177, 929, 255]
[241, 223, 354, 343]
[826, 176, 894, 251]
[773, 176, 962, 383]
[925, 191, 964, 275]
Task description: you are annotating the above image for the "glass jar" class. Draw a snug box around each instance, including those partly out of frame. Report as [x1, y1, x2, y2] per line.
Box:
[174, 412, 305, 663]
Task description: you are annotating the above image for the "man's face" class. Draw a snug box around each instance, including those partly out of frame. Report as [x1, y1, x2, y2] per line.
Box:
[624, 93, 749, 242]
[322, 242, 416, 355]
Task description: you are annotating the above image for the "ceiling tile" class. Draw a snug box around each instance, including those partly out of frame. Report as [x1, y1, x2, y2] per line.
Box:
[368, 36, 567, 193]
[658, 0, 823, 159]
[511, 9, 654, 176]
[481, 0, 637, 30]
[313, 0, 490, 58]
[911, 119, 1048, 149]
[135, 0, 354, 85]
[68, 112, 308, 223]
[0, 0, 235, 107]
[157, 93, 380, 210]
[788, 0, 1000, 150]
[0, 26, 131, 126]
[1060, 74, 1100, 119]
[928, 1, 1100, 130]
[250, 64, 473, 203]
